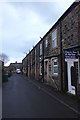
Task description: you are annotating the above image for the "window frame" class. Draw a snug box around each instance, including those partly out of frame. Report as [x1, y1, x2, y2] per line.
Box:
[52, 29, 57, 48]
[40, 62, 42, 75]
[45, 38, 48, 48]
[40, 43, 42, 55]
[51, 58, 58, 76]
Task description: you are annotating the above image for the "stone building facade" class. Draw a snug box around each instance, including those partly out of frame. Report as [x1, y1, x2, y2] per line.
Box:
[43, 25, 61, 90]
[22, 39, 44, 81]
[61, 2, 80, 95]
[22, 2, 80, 95]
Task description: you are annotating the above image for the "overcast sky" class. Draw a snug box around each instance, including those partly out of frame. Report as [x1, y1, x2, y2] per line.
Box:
[0, 0, 75, 66]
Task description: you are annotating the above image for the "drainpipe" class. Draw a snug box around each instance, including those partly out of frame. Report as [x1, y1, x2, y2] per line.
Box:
[60, 21, 63, 92]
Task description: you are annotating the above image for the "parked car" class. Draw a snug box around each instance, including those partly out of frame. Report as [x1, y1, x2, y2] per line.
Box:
[16, 69, 21, 74]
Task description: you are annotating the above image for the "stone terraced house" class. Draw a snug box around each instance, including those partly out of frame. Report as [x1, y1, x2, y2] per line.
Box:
[22, 2, 80, 96]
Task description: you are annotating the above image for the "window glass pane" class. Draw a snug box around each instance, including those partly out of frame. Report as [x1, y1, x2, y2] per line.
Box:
[40, 44, 42, 55]
[52, 30, 56, 39]
[52, 40, 56, 48]
[40, 63, 42, 75]
[54, 62, 57, 65]
[45, 39, 48, 47]
[40, 44, 42, 49]
[52, 30, 57, 48]
[54, 66, 58, 73]
[54, 39, 57, 47]
[52, 58, 58, 75]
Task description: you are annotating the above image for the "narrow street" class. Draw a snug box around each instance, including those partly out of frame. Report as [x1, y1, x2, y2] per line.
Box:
[2, 73, 79, 118]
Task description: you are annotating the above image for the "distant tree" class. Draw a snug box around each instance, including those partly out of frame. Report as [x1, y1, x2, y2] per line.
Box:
[0, 53, 9, 64]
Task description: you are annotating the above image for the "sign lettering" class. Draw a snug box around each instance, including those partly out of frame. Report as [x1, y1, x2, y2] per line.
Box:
[64, 51, 78, 59]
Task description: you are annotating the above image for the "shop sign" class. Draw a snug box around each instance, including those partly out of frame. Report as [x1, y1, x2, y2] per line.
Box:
[64, 51, 78, 59]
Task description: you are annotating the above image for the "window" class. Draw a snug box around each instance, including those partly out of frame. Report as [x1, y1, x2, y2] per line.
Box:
[52, 58, 58, 75]
[45, 39, 48, 48]
[40, 63, 42, 75]
[52, 29, 57, 48]
[40, 43, 42, 55]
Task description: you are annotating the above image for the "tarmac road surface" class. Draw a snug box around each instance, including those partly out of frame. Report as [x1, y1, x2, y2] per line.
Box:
[2, 73, 80, 118]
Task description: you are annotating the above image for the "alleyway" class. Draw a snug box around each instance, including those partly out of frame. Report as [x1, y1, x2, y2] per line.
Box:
[2, 73, 79, 118]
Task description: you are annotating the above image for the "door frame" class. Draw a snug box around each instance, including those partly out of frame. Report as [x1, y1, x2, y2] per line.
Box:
[44, 59, 49, 82]
[65, 59, 78, 95]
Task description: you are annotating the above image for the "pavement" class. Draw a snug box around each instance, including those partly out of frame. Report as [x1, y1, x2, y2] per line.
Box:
[26, 76, 80, 115]
[2, 73, 80, 119]
[30, 77, 79, 107]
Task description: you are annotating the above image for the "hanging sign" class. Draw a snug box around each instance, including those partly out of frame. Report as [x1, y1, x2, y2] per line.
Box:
[64, 51, 78, 59]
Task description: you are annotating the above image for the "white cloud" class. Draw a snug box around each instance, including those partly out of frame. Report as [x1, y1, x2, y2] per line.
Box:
[2, 2, 50, 51]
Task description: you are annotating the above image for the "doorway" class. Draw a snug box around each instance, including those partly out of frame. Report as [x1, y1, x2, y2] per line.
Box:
[65, 60, 78, 95]
[44, 59, 49, 82]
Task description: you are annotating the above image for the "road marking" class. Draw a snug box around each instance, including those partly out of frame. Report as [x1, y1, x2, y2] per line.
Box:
[29, 80, 80, 115]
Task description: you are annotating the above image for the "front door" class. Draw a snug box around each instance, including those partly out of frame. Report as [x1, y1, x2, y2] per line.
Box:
[44, 60, 49, 82]
[65, 60, 78, 95]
